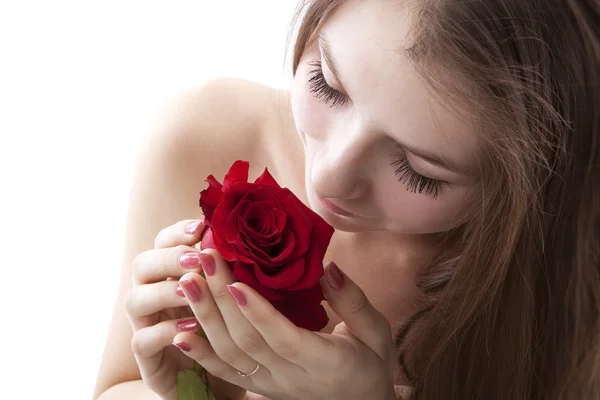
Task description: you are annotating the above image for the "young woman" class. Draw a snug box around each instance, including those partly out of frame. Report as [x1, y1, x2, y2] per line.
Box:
[93, 0, 600, 399]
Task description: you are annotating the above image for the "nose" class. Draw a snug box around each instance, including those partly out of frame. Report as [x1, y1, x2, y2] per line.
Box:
[310, 121, 372, 200]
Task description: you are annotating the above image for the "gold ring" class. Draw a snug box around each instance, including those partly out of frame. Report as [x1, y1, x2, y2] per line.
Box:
[237, 363, 260, 377]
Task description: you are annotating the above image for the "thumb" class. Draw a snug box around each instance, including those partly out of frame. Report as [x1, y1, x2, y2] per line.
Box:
[320, 262, 394, 359]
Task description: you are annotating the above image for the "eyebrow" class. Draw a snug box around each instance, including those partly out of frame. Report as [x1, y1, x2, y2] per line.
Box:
[317, 35, 346, 91]
[317, 35, 470, 176]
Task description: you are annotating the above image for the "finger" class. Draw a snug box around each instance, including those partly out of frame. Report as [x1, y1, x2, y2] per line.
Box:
[131, 317, 201, 358]
[226, 282, 335, 370]
[125, 280, 189, 330]
[131, 317, 200, 396]
[172, 331, 268, 393]
[320, 262, 394, 359]
[245, 392, 274, 400]
[198, 250, 295, 373]
[154, 219, 204, 249]
[178, 272, 262, 376]
[132, 245, 204, 285]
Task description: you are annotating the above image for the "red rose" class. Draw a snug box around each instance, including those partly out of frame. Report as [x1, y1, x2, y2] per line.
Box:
[198, 160, 334, 331]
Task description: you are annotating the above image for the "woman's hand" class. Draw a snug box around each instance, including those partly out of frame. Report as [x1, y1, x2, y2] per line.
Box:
[124, 219, 247, 400]
[175, 249, 398, 400]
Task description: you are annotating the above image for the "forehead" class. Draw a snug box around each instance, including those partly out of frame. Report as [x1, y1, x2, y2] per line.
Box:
[318, 0, 480, 169]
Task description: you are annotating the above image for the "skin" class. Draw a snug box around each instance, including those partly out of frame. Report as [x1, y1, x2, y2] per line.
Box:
[94, 1, 480, 399]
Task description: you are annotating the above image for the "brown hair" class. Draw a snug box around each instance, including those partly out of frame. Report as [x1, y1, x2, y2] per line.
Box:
[289, 1, 600, 398]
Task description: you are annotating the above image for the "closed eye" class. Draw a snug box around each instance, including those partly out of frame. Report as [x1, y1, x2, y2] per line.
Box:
[390, 149, 446, 199]
[307, 61, 350, 108]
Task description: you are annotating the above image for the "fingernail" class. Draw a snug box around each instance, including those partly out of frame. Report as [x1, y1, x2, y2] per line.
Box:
[173, 341, 192, 351]
[180, 279, 202, 302]
[180, 251, 201, 269]
[176, 318, 200, 332]
[184, 220, 202, 235]
[176, 285, 185, 297]
[326, 262, 345, 289]
[199, 253, 216, 276]
[227, 285, 247, 307]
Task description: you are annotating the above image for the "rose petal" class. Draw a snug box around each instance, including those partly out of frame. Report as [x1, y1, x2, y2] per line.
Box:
[232, 261, 282, 301]
[224, 199, 250, 243]
[272, 286, 328, 331]
[265, 229, 296, 263]
[199, 175, 224, 224]
[253, 257, 305, 289]
[284, 239, 325, 290]
[239, 229, 296, 267]
[207, 208, 236, 262]
[231, 233, 279, 267]
[230, 237, 265, 265]
[254, 167, 281, 187]
[242, 203, 273, 235]
[236, 199, 285, 245]
[304, 204, 336, 261]
[238, 189, 287, 246]
[211, 185, 252, 259]
[277, 189, 314, 258]
[243, 203, 286, 237]
[245, 187, 286, 207]
[222, 160, 249, 191]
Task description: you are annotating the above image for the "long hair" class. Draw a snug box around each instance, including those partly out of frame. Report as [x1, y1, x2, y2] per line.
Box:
[289, 1, 600, 398]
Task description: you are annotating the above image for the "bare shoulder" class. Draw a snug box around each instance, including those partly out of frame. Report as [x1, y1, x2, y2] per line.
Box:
[152, 77, 296, 180]
[152, 77, 303, 196]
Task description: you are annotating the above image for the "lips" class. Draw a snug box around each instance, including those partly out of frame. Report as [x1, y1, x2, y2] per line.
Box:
[317, 195, 358, 218]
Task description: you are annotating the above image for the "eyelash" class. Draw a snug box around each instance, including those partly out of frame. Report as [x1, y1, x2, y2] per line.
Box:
[307, 61, 350, 107]
[390, 151, 445, 199]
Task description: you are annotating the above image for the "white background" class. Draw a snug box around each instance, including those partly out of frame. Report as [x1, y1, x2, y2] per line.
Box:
[0, 1, 297, 398]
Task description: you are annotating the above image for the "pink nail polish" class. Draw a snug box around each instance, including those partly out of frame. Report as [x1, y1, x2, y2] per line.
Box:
[180, 251, 201, 269]
[326, 262, 345, 289]
[180, 279, 202, 302]
[184, 220, 201, 235]
[176, 285, 185, 297]
[227, 285, 247, 307]
[173, 341, 192, 351]
[199, 253, 216, 276]
[176, 318, 200, 332]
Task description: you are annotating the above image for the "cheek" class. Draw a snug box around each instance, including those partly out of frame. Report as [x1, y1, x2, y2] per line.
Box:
[291, 66, 331, 141]
[376, 177, 471, 233]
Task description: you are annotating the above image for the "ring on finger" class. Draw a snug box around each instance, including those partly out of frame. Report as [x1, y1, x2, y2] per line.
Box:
[237, 363, 261, 377]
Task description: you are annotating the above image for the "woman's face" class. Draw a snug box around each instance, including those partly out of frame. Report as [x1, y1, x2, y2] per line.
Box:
[291, 0, 480, 234]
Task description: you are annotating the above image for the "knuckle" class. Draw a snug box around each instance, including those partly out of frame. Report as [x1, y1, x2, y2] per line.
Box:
[153, 226, 168, 248]
[233, 332, 263, 353]
[194, 306, 216, 322]
[154, 283, 171, 307]
[215, 348, 239, 366]
[279, 376, 304, 395]
[173, 244, 190, 254]
[171, 244, 190, 265]
[124, 288, 137, 315]
[348, 292, 369, 315]
[211, 287, 231, 301]
[130, 332, 145, 356]
[274, 342, 300, 359]
[130, 253, 145, 283]
[208, 364, 228, 379]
